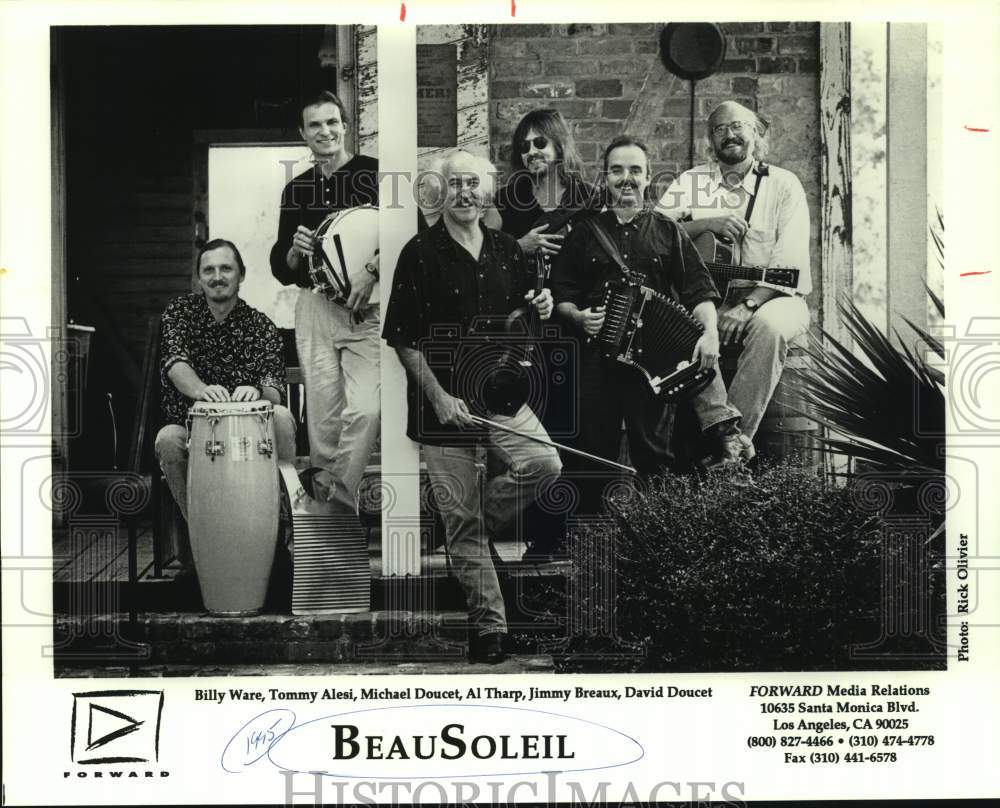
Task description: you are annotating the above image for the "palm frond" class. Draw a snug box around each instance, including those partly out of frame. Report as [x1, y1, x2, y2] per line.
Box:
[799, 296, 944, 475]
[901, 313, 944, 360]
[925, 282, 945, 320]
[930, 207, 945, 270]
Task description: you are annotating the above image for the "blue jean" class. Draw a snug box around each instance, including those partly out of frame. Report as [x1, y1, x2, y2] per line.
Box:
[727, 294, 810, 439]
[422, 404, 563, 635]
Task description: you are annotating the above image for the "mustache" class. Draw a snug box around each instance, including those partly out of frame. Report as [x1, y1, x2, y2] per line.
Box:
[722, 138, 744, 148]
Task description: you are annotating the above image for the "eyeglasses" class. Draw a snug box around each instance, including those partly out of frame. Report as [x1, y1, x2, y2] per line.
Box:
[711, 120, 752, 138]
[518, 136, 550, 153]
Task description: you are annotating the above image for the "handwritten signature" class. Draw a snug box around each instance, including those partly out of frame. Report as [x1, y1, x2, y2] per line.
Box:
[220, 709, 297, 773]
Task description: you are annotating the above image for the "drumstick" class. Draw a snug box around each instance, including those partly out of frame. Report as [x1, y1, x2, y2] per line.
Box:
[468, 414, 637, 474]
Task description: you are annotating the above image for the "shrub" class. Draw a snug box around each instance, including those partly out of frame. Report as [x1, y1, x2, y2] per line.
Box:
[552, 462, 943, 672]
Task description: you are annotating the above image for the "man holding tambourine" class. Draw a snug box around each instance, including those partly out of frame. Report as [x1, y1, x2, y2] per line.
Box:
[269, 90, 380, 510]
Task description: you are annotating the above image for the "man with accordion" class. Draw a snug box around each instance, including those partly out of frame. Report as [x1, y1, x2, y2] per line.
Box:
[269, 90, 380, 510]
[551, 135, 749, 500]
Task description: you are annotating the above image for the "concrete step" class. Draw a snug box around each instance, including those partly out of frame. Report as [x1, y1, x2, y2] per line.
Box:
[56, 656, 556, 677]
[52, 610, 562, 670]
[53, 541, 570, 615]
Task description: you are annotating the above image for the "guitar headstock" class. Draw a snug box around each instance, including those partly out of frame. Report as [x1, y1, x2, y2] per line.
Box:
[762, 267, 800, 289]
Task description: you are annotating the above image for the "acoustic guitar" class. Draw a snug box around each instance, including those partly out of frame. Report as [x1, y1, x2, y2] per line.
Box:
[692, 231, 800, 309]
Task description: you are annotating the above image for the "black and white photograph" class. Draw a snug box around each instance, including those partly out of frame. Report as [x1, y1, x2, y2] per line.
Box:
[1, 2, 998, 805]
[385, 20, 948, 673]
[48, 24, 386, 673]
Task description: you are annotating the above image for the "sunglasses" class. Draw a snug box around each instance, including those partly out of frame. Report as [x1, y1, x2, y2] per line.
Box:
[518, 136, 550, 153]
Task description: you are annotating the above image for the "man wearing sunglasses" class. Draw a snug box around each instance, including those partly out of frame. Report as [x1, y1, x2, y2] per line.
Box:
[488, 109, 601, 257]
[655, 100, 811, 453]
[269, 90, 380, 510]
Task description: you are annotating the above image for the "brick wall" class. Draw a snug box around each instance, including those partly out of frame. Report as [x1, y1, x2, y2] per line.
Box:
[488, 22, 822, 303]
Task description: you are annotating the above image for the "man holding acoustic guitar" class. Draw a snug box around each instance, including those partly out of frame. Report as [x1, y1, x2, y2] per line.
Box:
[656, 100, 811, 449]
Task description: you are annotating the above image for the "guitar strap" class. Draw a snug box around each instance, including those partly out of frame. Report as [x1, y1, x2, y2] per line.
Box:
[586, 216, 630, 277]
[588, 212, 690, 287]
[734, 162, 768, 268]
[742, 161, 769, 227]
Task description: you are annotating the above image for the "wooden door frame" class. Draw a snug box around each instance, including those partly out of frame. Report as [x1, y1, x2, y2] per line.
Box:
[191, 128, 300, 290]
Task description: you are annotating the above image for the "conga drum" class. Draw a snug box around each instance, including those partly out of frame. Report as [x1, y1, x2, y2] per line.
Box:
[186, 400, 280, 615]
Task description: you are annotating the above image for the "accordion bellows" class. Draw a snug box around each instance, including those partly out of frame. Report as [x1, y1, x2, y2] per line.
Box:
[594, 279, 716, 400]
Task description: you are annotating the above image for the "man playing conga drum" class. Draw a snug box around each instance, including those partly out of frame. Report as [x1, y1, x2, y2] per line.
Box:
[269, 90, 380, 510]
[155, 239, 297, 519]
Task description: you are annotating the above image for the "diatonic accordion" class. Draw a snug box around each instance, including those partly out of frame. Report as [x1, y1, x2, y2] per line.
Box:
[594, 279, 716, 400]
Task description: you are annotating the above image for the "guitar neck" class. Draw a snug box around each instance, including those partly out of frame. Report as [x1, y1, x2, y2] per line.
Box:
[706, 261, 798, 290]
[706, 262, 768, 284]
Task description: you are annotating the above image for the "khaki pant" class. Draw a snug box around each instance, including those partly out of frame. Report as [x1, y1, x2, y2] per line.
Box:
[294, 291, 381, 509]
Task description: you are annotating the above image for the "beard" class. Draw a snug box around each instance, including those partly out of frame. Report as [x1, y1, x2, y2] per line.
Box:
[715, 138, 749, 165]
[525, 156, 551, 176]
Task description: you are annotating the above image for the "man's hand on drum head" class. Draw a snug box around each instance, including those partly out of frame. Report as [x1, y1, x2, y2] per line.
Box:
[231, 385, 262, 402]
[198, 384, 231, 402]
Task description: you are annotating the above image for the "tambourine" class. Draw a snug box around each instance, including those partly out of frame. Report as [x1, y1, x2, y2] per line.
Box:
[308, 204, 379, 316]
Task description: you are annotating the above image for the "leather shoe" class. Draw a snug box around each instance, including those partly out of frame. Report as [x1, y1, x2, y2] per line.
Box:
[469, 632, 508, 664]
[521, 539, 569, 564]
[698, 433, 744, 470]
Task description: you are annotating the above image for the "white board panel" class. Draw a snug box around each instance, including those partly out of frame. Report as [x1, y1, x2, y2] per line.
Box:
[208, 144, 312, 329]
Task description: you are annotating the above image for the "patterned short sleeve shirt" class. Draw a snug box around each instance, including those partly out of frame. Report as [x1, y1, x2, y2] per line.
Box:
[159, 294, 287, 426]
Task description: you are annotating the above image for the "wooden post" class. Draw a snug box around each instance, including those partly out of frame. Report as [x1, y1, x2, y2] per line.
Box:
[886, 24, 929, 343]
[819, 23, 853, 344]
[379, 26, 422, 578]
[336, 26, 357, 155]
[819, 23, 854, 481]
[51, 29, 69, 476]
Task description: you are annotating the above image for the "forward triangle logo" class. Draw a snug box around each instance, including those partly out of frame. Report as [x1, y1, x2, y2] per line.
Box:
[86, 703, 144, 751]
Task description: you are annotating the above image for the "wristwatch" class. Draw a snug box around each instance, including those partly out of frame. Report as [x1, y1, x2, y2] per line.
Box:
[743, 297, 759, 311]
[365, 262, 380, 280]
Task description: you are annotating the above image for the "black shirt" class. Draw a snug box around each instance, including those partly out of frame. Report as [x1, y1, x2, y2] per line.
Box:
[550, 208, 720, 314]
[494, 172, 603, 240]
[159, 294, 286, 426]
[268, 154, 379, 288]
[382, 219, 535, 444]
